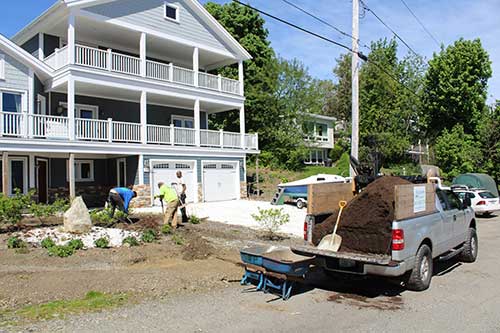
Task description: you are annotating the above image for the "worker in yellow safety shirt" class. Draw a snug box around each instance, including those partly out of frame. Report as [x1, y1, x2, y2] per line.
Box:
[156, 182, 179, 229]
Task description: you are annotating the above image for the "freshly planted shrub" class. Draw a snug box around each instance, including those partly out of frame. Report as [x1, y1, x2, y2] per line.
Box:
[171, 234, 185, 246]
[189, 215, 201, 225]
[48, 245, 75, 258]
[122, 236, 139, 247]
[251, 208, 290, 239]
[0, 190, 31, 225]
[161, 224, 173, 235]
[7, 236, 27, 249]
[90, 209, 114, 226]
[67, 239, 84, 250]
[94, 237, 110, 249]
[141, 229, 158, 243]
[41, 237, 56, 249]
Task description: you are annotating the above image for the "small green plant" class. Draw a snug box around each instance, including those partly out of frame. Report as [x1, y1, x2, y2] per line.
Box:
[94, 237, 110, 249]
[251, 208, 290, 239]
[141, 229, 158, 243]
[7, 236, 27, 249]
[161, 224, 173, 235]
[0, 190, 33, 225]
[90, 209, 115, 226]
[189, 215, 201, 225]
[47, 245, 75, 258]
[122, 236, 139, 247]
[171, 234, 185, 246]
[41, 237, 56, 249]
[67, 239, 84, 250]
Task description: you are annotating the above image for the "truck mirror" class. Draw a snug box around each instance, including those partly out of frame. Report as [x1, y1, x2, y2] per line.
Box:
[463, 197, 472, 208]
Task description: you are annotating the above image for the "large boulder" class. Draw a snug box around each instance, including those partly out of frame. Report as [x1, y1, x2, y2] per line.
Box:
[64, 196, 92, 234]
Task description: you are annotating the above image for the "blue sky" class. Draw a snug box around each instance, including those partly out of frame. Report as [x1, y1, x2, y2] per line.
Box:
[3, 0, 499, 102]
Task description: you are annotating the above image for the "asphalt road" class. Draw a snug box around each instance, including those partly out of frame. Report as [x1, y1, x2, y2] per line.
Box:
[30, 215, 500, 332]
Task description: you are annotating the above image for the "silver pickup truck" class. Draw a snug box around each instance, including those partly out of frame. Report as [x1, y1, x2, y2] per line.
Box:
[293, 188, 478, 291]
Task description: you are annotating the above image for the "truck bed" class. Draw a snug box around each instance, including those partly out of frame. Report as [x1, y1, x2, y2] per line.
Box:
[291, 245, 392, 266]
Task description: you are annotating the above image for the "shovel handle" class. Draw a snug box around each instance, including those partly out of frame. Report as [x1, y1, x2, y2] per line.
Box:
[330, 201, 347, 246]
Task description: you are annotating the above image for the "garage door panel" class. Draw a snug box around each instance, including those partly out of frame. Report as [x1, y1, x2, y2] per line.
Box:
[151, 161, 196, 205]
[203, 162, 239, 202]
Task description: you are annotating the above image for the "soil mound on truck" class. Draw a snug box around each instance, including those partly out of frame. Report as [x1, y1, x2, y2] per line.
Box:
[312, 176, 411, 255]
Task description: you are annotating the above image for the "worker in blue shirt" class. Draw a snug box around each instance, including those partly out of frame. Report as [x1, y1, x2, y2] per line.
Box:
[107, 187, 137, 217]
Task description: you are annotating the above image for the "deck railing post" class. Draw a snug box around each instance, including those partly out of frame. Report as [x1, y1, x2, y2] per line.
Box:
[107, 118, 113, 142]
[170, 124, 175, 145]
[107, 49, 112, 71]
[169, 63, 173, 82]
[219, 129, 224, 148]
[218, 74, 222, 92]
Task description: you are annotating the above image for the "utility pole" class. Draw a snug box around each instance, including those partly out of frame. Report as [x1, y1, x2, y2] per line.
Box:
[350, 0, 360, 177]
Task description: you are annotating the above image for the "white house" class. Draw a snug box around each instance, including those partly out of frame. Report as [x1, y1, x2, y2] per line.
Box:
[303, 113, 336, 165]
[0, 0, 258, 207]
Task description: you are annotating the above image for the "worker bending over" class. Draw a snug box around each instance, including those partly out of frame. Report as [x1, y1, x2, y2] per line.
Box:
[107, 187, 137, 217]
[156, 182, 179, 229]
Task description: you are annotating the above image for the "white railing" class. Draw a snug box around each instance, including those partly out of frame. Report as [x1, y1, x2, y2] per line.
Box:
[173, 66, 194, 86]
[198, 72, 219, 91]
[75, 45, 108, 70]
[44, 45, 69, 70]
[221, 77, 240, 95]
[174, 127, 196, 146]
[112, 53, 141, 76]
[146, 60, 171, 82]
[0, 112, 24, 137]
[200, 129, 222, 147]
[223, 132, 241, 148]
[112, 121, 141, 143]
[76, 118, 109, 141]
[31, 114, 69, 139]
[245, 133, 258, 150]
[147, 124, 172, 144]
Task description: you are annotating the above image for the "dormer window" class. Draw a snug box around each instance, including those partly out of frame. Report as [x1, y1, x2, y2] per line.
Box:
[164, 3, 179, 22]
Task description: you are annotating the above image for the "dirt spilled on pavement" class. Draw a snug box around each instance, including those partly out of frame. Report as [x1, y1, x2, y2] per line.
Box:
[313, 176, 411, 255]
[327, 292, 404, 311]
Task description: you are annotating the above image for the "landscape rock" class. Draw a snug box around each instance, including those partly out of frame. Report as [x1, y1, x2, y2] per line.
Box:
[64, 197, 93, 234]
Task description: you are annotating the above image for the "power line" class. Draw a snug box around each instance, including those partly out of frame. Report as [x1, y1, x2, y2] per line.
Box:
[232, 0, 419, 99]
[280, 0, 371, 51]
[359, 0, 421, 58]
[399, 0, 440, 48]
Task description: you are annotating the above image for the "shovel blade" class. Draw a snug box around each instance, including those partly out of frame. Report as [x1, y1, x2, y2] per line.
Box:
[317, 234, 342, 252]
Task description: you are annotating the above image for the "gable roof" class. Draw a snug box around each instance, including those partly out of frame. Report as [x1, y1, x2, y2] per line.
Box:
[0, 34, 53, 81]
[13, 0, 252, 61]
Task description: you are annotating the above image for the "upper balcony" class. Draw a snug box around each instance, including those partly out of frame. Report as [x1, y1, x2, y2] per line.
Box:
[44, 44, 242, 96]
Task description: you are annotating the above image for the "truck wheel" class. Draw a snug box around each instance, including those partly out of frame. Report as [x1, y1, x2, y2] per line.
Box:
[459, 228, 478, 263]
[406, 244, 433, 291]
[296, 199, 306, 209]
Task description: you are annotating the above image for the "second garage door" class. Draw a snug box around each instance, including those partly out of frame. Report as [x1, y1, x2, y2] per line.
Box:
[151, 161, 197, 205]
[202, 161, 239, 202]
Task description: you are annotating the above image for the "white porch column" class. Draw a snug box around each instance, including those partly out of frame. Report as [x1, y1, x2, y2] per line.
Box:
[140, 91, 147, 144]
[194, 99, 200, 146]
[68, 77, 76, 140]
[68, 11, 76, 65]
[27, 69, 35, 138]
[239, 105, 245, 149]
[29, 154, 35, 189]
[38, 33, 45, 60]
[193, 47, 199, 87]
[2, 152, 8, 195]
[138, 154, 145, 185]
[68, 153, 76, 200]
[238, 60, 244, 96]
[140, 32, 147, 77]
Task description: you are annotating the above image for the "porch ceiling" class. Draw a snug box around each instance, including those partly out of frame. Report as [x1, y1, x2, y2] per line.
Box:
[45, 15, 234, 69]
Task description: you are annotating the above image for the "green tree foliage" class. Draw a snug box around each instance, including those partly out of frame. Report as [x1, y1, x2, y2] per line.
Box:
[325, 53, 352, 121]
[476, 102, 500, 183]
[422, 39, 492, 137]
[434, 124, 477, 178]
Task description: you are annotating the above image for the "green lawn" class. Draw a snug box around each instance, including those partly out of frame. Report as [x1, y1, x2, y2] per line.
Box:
[300, 152, 350, 178]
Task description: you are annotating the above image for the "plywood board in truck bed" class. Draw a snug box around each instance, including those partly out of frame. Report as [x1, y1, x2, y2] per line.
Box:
[307, 182, 355, 215]
[394, 183, 437, 221]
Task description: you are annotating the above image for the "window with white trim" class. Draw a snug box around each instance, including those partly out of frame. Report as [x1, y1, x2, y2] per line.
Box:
[172, 115, 194, 128]
[0, 54, 5, 80]
[164, 3, 179, 22]
[67, 160, 95, 182]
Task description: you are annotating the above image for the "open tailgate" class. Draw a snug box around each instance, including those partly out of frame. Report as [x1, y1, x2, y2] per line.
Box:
[291, 245, 392, 266]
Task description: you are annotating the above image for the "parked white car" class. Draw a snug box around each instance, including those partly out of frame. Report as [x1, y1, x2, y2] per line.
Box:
[452, 185, 500, 216]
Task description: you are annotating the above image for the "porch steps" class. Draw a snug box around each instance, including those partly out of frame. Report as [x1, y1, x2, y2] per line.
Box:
[271, 187, 286, 205]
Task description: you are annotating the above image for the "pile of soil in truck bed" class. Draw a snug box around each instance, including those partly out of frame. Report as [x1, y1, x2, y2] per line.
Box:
[312, 176, 411, 255]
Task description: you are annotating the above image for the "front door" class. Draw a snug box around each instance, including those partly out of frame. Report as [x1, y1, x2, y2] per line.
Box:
[117, 158, 127, 187]
[37, 159, 48, 203]
[9, 157, 27, 195]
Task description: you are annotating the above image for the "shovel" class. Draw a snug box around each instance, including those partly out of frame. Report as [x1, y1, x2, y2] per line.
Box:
[317, 200, 348, 252]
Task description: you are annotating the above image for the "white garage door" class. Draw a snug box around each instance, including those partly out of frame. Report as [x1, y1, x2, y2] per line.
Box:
[151, 161, 196, 205]
[203, 161, 239, 202]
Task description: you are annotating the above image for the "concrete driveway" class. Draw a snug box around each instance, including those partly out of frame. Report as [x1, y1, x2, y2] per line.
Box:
[137, 200, 308, 238]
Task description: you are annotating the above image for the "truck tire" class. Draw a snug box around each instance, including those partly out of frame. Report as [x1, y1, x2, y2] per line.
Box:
[296, 199, 306, 209]
[406, 244, 433, 291]
[459, 228, 478, 263]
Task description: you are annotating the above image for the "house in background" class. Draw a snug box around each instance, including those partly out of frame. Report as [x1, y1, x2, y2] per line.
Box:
[303, 113, 336, 165]
[0, 0, 258, 207]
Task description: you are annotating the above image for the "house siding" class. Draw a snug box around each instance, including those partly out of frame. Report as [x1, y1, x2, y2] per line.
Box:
[49, 92, 207, 127]
[84, 0, 232, 54]
[20, 35, 39, 58]
[0, 52, 30, 93]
